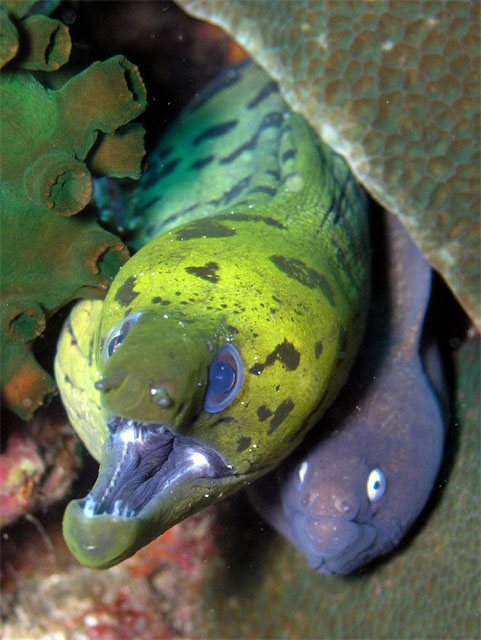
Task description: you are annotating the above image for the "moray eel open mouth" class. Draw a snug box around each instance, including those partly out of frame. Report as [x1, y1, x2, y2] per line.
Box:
[81, 416, 234, 519]
[292, 513, 394, 576]
[63, 416, 236, 569]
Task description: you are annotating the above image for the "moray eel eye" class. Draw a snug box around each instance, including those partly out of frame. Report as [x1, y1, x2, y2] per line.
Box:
[102, 313, 142, 362]
[367, 468, 387, 502]
[204, 344, 244, 413]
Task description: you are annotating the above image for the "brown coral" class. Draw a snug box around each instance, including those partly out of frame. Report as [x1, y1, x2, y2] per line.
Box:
[0, 0, 71, 71]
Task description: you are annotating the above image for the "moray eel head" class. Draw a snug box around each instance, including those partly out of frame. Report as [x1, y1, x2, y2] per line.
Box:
[284, 456, 388, 575]
[267, 350, 444, 576]
[63, 218, 353, 568]
[63, 313, 239, 569]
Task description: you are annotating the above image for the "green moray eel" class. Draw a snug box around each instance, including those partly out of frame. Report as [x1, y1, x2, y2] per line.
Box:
[249, 212, 445, 574]
[54, 60, 370, 569]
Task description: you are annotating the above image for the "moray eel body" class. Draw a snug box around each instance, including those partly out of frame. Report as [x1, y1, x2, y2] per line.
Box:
[55, 61, 370, 569]
[249, 213, 445, 575]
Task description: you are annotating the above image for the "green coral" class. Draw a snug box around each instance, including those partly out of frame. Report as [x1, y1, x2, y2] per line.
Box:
[0, 1, 68, 71]
[0, 1, 147, 418]
[177, 0, 481, 330]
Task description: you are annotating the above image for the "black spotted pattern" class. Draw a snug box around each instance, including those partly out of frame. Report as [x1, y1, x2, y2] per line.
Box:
[289, 388, 329, 443]
[176, 219, 236, 240]
[270, 255, 336, 306]
[257, 406, 273, 422]
[220, 112, 285, 165]
[237, 437, 252, 453]
[66, 318, 78, 346]
[188, 60, 249, 113]
[114, 276, 139, 307]
[151, 297, 171, 306]
[218, 212, 287, 230]
[266, 339, 300, 370]
[281, 149, 297, 162]
[193, 120, 238, 146]
[267, 398, 295, 435]
[249, 339, 300, 374]
[185, 262, 220, 283]
[190, 155, 215, 171]
[248, 185, 277, 197]
[247, 80, 278, 109]
[142, 158, 180, 188]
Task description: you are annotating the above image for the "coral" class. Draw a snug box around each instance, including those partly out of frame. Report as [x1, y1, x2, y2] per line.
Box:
[125, 509, 218, 579]
[1, 507, 219, 638]
[0, 402, 79, 527]
[178, 0, 481, 329]
[0, 1, 69, 71]
[0, 0, 147, 419]
[0, 435, 44, 527]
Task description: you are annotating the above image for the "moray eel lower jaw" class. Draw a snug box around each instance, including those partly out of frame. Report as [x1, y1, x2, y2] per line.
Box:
[63, 416, 239, 569]
[291, 513, 389, 575]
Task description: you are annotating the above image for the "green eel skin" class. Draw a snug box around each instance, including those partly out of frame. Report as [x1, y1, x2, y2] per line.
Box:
[55, 60, 370, 569]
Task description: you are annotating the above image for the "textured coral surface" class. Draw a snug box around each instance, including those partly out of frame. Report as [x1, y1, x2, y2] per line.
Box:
[0, 0, 147, 418]
[0, 400, 79, 527]
[1, 505, 219, 639]
[0, 0, 69, 71]
[178, 0, 481, 329]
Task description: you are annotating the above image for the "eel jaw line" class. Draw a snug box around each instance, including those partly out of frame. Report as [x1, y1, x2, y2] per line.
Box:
[81, 416, 234, 520]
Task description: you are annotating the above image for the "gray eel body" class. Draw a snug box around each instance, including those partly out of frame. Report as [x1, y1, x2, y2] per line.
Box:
[249, 212, 445, 575]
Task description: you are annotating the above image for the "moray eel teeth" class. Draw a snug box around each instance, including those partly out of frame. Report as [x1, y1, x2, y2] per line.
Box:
[63, 414, 236, 569]
[81, 417, 233, 520]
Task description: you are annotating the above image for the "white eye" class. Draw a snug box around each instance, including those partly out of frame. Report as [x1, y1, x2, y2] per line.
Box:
[298, 461, 308, 484]
[367, 468, 386, 502]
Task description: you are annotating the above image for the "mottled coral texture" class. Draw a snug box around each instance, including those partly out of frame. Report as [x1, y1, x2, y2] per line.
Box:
[178, 0, 481, 329]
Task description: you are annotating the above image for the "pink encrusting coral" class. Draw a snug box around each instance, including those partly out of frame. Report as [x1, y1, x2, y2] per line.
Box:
[0, 404, 79, 527]
[1, 503, 222, 639]
[0, 435, 44, 527]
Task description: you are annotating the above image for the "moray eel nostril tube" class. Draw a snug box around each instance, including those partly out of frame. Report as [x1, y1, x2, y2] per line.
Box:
[249, 213, 445, 575]
[55, 61, 370, 569]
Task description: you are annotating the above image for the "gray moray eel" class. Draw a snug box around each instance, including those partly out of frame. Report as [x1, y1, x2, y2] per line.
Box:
[249, 212, 445, 575]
